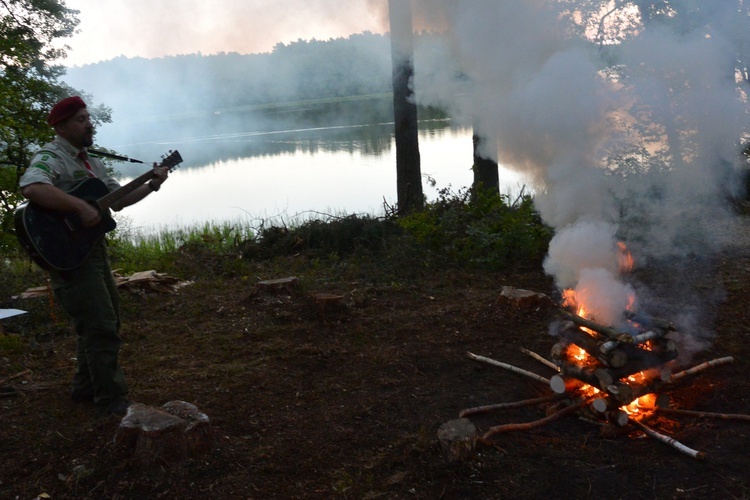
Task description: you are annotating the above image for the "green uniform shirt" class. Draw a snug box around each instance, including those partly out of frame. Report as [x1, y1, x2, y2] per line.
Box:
[19, 136, 121, 193]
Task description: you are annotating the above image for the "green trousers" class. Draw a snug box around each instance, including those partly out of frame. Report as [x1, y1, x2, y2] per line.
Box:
[50, 240, 128, 410]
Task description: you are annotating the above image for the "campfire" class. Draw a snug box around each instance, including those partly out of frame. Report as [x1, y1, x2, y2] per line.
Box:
[439, 284, 745, 462]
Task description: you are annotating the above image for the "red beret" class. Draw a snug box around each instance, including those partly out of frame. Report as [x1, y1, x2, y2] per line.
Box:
[47, 96, 87, 126]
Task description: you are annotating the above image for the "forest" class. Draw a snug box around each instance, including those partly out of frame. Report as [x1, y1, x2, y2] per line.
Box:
[61, 32, 455, 122]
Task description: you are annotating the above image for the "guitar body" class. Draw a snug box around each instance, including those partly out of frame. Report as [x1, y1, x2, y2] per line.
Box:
[14, 178, 117, 271]
[15, 149, 182, 271]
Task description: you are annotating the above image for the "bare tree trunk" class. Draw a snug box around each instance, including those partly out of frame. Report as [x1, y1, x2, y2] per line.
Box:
[472, 132, 499, 196]
[389, 0, 423, 215]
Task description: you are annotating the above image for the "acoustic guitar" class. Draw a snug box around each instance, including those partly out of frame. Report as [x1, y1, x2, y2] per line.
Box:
[14, 150, 182, 271]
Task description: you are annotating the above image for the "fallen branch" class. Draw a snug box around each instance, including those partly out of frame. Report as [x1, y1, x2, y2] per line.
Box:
[630, 419, 705, 460]
[655, 407, 750, 422]
[0, 369, 32, 386]
[482, 399, 588, 439]
[467, 352, 550, 385]
[519, 347, 559, 372]
[459, 394, 567, 418]
[670, 356, 734, 382]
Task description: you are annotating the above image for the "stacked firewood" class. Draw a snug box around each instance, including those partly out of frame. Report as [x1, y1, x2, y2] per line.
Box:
[438, 287, 743, 462]
[549, 309, 677, 417]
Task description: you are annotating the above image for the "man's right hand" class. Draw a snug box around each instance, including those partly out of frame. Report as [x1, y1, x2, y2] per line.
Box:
[21, 183, 102, 227]
[77, 202, 102, 227]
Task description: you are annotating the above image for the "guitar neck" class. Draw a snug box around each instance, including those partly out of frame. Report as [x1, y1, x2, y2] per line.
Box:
[96, 169, 155, 211]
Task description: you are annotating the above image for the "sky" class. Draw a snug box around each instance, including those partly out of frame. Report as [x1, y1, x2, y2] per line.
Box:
[58, 0, 389, 66]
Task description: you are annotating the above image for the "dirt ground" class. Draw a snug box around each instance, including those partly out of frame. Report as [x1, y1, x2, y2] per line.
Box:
[2, 227, 750, 499]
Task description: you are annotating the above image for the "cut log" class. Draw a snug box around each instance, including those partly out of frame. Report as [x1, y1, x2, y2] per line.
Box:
[630, 418, 705, 460]
[437, 418, 477, 462]
[558, 310, 632, 342]
[654, 407, 750, 422]
[549, 374, 584, 395]
[466, 352, 550, 385]
[459, 394, 567, 418]
[482, 400, 588, 439]
[669, 356, 734, 382]
[604, 410, 630, 427]
[497, 286, 556, 311]
[311, 293, 346, 318]
[114, 401, 214, 465]
[624, 311, 676, 331]
[556, 323, 628, 368]
[255, 276, 300, 294]
[519, 347, 559, 372]
[599, 329, 667, 353]
[558, 362, 612, 390]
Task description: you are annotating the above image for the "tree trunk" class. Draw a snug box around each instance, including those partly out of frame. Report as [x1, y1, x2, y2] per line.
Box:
[389, 0, 423, 215]
[472, 132, 499, 196]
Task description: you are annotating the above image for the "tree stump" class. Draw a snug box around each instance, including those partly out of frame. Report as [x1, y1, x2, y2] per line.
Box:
[437, 418, 477, 462]
[114, 401, 214, 465]
[311, 293, 345, 319]
[255, 277, 300, 294]
[497, 286, 556, 311]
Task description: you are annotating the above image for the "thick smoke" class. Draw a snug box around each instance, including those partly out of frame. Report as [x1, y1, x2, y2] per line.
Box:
[409, 1, 750, 355]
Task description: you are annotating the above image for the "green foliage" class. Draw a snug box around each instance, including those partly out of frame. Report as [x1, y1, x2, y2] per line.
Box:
[101, 194, 552, 277]
[238, 215, 400, 261]
[105, 217, 257, 275]
[0, 333, 24, 355]
[398, 187, 553, 271]
[0, 1, 116, 255]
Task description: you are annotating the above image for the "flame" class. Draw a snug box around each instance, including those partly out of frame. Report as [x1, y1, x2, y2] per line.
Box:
[623, 393, 656, 416]
[561, 272, 658, 420]
[617, 241, 634, 273]
[561, 288, 585, 316]
[621, 372, 657, 416]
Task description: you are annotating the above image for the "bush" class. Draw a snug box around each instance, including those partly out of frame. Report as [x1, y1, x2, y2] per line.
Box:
[397, 187, 552, 271]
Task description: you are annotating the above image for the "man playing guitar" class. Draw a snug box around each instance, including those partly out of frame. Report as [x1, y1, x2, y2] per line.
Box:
[18, 96, 169, 416]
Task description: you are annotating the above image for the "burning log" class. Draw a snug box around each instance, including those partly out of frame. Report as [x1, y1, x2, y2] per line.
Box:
[466, 352, 550, 385]
[549, 374, 584, 395]
[455, 299, 735, 460]
[599, 376, 664, 408]
[599, 329, 667, 353]
[591, 397, 618, 413]
[595, 355, 675, 383]
[604, 410, 630, 427]
[552, 364, 613, 392]
[630, 418, 705, 460]
[624, 311, 676, 331]
[558, 310, 632, 343]
[556, 323, 628, 368]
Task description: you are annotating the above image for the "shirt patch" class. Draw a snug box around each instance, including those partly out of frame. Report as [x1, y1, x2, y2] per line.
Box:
[32, 162, 52, 174]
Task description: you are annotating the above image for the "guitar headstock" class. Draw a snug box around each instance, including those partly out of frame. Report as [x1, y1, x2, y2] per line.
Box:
[159, 150, 183, 171]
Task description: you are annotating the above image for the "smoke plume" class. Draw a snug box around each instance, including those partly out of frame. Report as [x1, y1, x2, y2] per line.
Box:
[409, 1, 750, 353]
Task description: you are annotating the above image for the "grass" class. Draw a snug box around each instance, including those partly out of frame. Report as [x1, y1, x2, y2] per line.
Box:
[1, 189, 552, 338]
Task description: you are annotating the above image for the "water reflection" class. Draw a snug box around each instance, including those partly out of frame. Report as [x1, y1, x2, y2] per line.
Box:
[104, 114, 526, 235]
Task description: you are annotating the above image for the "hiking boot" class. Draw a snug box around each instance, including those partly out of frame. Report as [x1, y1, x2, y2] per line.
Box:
[71, 390, 95, 402]
[98, 398, 132, 417]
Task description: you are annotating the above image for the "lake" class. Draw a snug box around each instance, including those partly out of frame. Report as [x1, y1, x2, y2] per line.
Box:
[100, 116, 528, 236]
